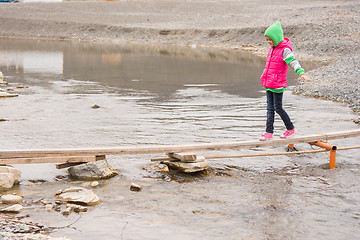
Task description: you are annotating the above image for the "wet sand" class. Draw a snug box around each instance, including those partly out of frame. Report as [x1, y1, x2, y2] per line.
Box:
[0, 0, 359, 115]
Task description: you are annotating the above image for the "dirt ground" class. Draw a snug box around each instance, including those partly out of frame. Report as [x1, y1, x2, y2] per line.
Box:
[0, 0, 359, 113]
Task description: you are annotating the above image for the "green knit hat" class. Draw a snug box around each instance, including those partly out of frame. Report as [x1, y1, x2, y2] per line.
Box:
[264, 21, 284, 47]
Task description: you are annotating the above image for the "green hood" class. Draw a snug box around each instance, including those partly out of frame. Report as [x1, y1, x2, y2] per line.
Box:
[264, 21, 284, 47]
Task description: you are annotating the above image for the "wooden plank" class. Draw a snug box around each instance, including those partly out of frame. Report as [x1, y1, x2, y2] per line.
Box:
[152, 148, 329, 161]
[0, 129, 359, 158]
[0, 156, 97, 165]
[57, 155, 105, 169]
[56, 162, 87, 169]
[95, 155, 106, 161]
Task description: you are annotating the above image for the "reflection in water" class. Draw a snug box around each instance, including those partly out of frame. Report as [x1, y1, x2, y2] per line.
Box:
[0, 38, 321, 100]
[0, 38, 359, 240]
[23, 52, 63, 74]
[0, 38, 300, 99]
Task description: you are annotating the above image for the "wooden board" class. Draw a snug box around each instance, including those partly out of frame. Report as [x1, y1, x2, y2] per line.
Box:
[0, 155, 98, 165]
[0, 130, 359, 158]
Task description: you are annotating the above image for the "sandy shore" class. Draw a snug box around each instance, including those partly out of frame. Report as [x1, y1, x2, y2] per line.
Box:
[0, 0, 359, 116]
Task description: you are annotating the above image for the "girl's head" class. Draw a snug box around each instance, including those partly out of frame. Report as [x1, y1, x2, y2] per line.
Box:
[264, 21, 284, 47]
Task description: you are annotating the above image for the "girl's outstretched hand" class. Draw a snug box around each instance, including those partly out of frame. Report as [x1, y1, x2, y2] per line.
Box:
[300, 75, 311, 81]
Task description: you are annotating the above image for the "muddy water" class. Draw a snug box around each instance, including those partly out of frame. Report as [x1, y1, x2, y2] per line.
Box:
[0, 38, 359, 240]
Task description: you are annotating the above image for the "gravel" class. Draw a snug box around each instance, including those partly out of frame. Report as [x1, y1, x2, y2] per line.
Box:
[0, 214, 69, 240]
[294, 55, 360, 112]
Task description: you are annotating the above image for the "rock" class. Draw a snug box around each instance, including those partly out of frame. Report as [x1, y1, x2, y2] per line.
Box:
[40, 200, 52, 205]
[167, 152, 198, 162]
[130, 183, 142, 192]
[165, 160, 209, 173]
[0, 81, 7, 86]
[53, 205, 61, 212]
[0, 166, 21, 183]
[0, 91, 18, 98]
[0, 204, 23, 213]
[66, 203, 88, 213]
[68, 160, 118, 180]
[45, 204, 53, 212]
[92, 104, 100, 109]
[62, 207, 71, 216]
[55, 187, 101, 205]
[181, 156, 206, 163]
[0, 173, 16, 189]
[90, 181, 99, 187]
[82, 181, 99, 188]
[143, 163, 169, 172]
[1, 194, 23, 204]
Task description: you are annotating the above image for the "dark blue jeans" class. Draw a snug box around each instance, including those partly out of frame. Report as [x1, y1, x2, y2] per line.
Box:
[266, 91, 294, 133]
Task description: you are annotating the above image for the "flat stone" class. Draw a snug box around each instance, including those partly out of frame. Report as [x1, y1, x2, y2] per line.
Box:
[40, 200, 52, 205]
[55, 187, 101, 205]
[167, 152, 197, 162]
[1, 194, 23, 204]
[182, 156, 206, 163]
[165, 160, 209, 173]
[0, 91, 18, 98]
[0, 204, 23, 213]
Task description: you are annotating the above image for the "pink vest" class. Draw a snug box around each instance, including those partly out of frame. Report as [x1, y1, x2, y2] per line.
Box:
[261, 38, 292, 89]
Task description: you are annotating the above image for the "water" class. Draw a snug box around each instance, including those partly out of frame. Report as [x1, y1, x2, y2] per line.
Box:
[0, 38, 359, 240]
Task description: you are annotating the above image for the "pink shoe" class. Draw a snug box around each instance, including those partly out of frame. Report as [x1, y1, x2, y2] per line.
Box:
[280, 128, 296, 139]
[259, 132, 273, 141]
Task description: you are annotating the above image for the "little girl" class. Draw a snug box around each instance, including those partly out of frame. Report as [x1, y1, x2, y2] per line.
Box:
[260, 21, 311, 141]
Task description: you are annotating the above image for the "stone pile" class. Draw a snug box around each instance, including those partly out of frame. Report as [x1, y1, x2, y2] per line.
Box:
[163, 152, 209, 173]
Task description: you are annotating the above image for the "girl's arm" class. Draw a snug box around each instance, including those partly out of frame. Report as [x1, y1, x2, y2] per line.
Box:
[283, 48, 311, 81]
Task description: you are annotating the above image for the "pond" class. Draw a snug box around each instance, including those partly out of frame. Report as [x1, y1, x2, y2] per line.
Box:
[0, 38, 359, 240]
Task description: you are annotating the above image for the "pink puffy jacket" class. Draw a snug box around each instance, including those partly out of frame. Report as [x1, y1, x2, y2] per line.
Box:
[261, 38, 292, 89]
